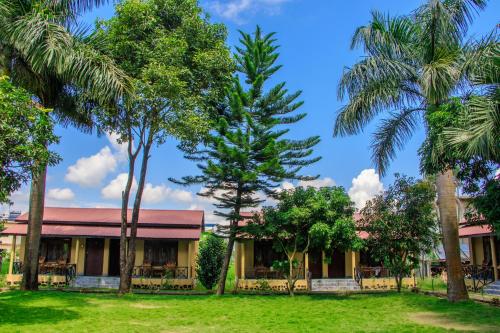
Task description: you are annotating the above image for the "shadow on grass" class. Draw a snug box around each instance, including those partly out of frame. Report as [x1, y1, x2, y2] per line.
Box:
[0, 302, 80, 326]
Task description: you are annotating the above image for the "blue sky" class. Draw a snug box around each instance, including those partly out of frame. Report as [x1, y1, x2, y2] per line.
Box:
[4, 0, 499, 223]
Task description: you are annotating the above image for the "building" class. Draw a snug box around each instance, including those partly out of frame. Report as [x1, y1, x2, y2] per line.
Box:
[233, 213, 416, 292]
[1, 207, 204, 289]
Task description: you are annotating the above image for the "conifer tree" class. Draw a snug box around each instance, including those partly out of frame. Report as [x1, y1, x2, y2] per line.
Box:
[173, 26, 320, 295]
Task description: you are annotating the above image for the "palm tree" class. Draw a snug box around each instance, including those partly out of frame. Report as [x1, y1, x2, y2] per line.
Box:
[444, 35, 499, 161]
[0, 0, 131, 290]
[334, 0, 489, 302]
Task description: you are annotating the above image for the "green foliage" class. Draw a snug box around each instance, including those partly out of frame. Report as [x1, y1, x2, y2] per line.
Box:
[334, 0, 489, 176]
[246, 186, 360, 294]
[173, 26, 320, 224]
[0, 76, 59, 203]
[196, 233, 225, 290]
[467, 178, 500, 237]
[359, 174, 438, 291]
[96, 0, 233, 145]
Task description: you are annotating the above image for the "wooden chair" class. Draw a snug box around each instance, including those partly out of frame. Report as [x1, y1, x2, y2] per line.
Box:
[142, 262, 152, 277]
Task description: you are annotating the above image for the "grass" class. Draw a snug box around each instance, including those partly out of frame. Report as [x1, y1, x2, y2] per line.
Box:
[417, 277, 448, 293]
[0, 291, 499, 332]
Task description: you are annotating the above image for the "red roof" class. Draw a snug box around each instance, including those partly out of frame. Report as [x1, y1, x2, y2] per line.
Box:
[2, 207, 204, 240]
[459, 224, 493, 237]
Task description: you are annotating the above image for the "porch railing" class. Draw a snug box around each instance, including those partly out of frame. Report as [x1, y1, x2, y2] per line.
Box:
[244, 267, 305, 280]
[132, 266, 193, 279]
[462, 264, 495, 292]
[354, 266, 413, 289]
[12, 261, 76, 284]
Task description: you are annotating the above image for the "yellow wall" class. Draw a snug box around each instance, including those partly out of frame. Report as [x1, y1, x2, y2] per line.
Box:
[76, 238, 86, 274]
[135, 240, 144, 266]
[18, 236, 25, 261]
[102, 239, 110, 276]
[472, 237, 484, 264]
[235, 241, 241, 279]
[178, 240, 189, 266]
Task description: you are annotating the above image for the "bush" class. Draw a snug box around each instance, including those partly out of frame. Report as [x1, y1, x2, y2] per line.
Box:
[196, 233, 225, 290]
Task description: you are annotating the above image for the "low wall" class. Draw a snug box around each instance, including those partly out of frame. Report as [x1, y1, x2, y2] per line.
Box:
[359, 277, 415, 290]
[237, 279, 308, 292]
[6, 274, 67, 286]
[131, 277, 194, 290]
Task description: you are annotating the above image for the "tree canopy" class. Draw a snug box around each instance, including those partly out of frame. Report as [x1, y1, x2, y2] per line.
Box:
[359, 174, 438, 292]
[246, 186, 361, 295]
[173, 26, 320, 295]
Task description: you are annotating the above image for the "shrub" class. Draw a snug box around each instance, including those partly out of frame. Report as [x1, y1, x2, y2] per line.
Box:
[196, 233, 225, 290]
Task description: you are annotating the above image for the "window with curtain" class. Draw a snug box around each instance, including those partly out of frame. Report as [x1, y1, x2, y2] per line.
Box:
[144, 240, 178, 266]
[39, 238, 71, 262]
[254, 240, 285, 267]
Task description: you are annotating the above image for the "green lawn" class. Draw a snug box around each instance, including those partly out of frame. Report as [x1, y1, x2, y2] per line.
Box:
[1, 291, 499, 332]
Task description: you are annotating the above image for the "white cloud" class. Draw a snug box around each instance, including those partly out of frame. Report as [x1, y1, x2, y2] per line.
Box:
[65, 146, 118, 187]
[47, 188, 75, 201]
[101, 173, 138, 200]
[142, 184, 193, 204]
[208, 0, 290, 23]
[298, 177, 336, 188]
[348, 169, 384, 209]
[65, 133, 129, 187]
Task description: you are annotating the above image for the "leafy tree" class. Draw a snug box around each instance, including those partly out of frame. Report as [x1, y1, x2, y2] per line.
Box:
[95, 0, 233, 293]
[0, 76, 59, 203]
[246, 186, 361, 296]
[196, 233, 225, 290]
[334, 0, 489, 301]
[0, 0, 130, 290]
[469, 178, 500, 236]
[173, 26, 320, 295]
[359, 175, 438, 292]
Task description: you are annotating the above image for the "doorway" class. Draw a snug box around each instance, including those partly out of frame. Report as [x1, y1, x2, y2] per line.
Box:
[328, 249, 346, 278]
[108, 239, 121, 277]
[308, 250, 323, 279]
[84, 238, 104, 276]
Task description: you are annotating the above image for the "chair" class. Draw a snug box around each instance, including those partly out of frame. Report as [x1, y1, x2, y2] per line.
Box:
[142, 262, 152, 277]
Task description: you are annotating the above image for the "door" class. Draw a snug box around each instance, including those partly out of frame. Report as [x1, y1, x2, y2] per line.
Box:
[108, 239, 121, 277]
[84, 238, 104, 276]
[308, 250, 323, 279]
[328, 249, 346, 278]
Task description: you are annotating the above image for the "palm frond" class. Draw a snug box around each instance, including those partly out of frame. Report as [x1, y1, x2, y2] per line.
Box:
[371, 108, 424, 175]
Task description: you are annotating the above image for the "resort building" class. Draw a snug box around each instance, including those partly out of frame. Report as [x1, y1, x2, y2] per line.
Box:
[2, 207, 204, 289]
[233, 213, 416, 292]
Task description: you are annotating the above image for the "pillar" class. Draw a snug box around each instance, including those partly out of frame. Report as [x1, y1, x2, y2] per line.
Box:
[351, 250, 356, 277]
[8, 235, 16, 275]
[241, 241, 246, 279]
[74, 238, 80, 274]
[187, 240, 192, 278]
[490, 236, 498, 281]
[468, 237, 474, 265]
[322, 251, 328, 278]
[102, 238, 110, 276]
[304, 251, 309, 277]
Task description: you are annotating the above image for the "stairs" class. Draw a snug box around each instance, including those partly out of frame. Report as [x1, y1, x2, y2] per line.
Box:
[483, 280, 500, 296]
[72, 276, 120, 289]
[310, 279, 360, 292]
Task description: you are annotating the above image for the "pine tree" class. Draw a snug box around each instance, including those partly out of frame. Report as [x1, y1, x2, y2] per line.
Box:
[172, 26, 320, 295]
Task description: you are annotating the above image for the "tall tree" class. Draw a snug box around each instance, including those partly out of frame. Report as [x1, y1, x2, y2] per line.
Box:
[334, 0, 488, 302]
[0, 0, 130, 290]
[246, 186, 361, 296]
[95, 0, 233, 293]
[173, 26, 321, 295]
[359, 175, 438, 292]
[0, 76, 59, 203]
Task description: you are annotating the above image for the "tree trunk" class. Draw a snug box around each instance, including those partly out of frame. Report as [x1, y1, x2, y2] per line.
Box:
[395, 274, 402, 293]
[123, 140, 152, 293]
[436, 169, 469, 302]
[118, 134, 140, 294]
[21, 163, 47, 291]
[216, 228, 236, 296]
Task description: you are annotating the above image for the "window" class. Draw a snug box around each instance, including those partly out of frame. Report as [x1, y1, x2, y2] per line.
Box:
[254, 240, 285, 267]
[144, 240, 178, 266]
[40, 238, 71, 262]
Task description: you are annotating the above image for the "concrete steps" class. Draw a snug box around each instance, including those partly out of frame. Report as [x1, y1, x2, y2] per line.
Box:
[483, 281, 500, 296]
[311, 279, 360, 292]
[72, 276, 120, 289]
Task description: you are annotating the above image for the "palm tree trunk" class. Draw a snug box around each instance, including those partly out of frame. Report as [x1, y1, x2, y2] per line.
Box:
[436, 168, 469, 302]
[20, 164, 47, 291]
